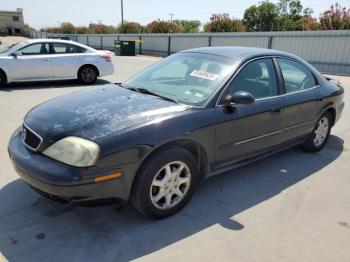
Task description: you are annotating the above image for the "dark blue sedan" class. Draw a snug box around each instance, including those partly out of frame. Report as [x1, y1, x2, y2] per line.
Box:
[8, 47, 344, 218]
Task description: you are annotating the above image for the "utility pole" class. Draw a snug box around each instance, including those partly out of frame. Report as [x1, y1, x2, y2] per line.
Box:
[169, 13, 174, 23]
[121, 0, 124, 27]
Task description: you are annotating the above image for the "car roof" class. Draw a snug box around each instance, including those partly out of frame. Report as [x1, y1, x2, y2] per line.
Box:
[25, 38, 71, 44]
[23, 38, 91, 48]
[181, 46, 293, 60]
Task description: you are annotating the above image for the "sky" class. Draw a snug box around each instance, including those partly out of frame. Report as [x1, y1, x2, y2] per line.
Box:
[0, 0, 347, 29]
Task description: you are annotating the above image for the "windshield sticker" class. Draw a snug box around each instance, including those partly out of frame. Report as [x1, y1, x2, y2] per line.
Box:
[190, 70, 218, 81]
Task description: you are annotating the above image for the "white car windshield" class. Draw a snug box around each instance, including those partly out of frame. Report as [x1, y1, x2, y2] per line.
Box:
[123, 53, 236, 107]
[0, 42, 26, 54]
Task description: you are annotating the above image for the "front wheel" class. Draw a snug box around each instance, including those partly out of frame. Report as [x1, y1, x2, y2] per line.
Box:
[302, 112, 332, 152]
[78, 66, 98, 84]
[0, 70, 6, 88]
[131, 147, 198, 219]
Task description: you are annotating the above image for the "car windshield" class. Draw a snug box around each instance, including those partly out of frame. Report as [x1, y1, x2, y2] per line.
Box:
[0, 42, 26, 54]
[123, 52, 236, 107]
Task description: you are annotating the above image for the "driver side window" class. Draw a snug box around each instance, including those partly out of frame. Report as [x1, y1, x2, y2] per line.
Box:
[228, 58, 278, 99]
[277, 58, 316, 94]
[21, 43, 50, 55]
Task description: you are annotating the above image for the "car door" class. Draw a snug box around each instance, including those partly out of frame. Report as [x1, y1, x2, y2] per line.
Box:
[276, 58, 322, 142]
[215, 58, 284, 168]
[9, 43, 53, 81]
[48, 43, 81, 79]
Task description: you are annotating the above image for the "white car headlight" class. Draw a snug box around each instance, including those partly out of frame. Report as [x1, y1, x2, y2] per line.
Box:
[42, 137, 100, 167]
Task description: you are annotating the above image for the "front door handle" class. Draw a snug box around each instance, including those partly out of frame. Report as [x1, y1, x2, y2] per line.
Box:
[271, 108, 281, 114]
[44, 58, 49, 62]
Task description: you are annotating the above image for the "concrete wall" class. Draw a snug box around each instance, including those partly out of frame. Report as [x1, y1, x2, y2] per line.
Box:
[30, 30, 350, 75]
[0, 8, 25, 35]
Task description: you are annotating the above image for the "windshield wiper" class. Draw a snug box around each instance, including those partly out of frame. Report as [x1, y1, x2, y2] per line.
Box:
[121, 85, 179, 104]
[137, 88, 180, 104]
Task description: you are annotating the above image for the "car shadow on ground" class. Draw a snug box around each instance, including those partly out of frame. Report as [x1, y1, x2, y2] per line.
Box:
[0, 135, 344, 261]
[0, 79, 111, 92]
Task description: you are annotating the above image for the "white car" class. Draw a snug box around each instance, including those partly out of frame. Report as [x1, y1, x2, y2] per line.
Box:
[0, 39, 114, 86]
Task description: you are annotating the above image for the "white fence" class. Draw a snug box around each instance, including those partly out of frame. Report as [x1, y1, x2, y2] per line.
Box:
[29, 30, 350, 75]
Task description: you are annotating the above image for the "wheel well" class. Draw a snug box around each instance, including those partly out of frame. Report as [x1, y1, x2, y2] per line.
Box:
[78, 64, 99, 77]
[138, 139, 208, 182]
[0, 68, 7, 83]
[325, 107, 336, 126]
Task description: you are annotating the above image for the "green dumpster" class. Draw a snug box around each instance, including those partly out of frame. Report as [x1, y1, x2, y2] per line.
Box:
[114, 40, 136, 56]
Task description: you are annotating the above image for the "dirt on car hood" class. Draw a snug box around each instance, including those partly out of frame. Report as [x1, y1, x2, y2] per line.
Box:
[24, 84, 188, 143]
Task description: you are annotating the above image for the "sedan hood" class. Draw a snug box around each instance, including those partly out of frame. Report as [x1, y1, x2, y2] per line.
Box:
[24, 84, 188, 142]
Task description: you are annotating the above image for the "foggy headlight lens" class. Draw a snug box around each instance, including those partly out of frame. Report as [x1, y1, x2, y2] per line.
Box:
[42, 137, 100, 167]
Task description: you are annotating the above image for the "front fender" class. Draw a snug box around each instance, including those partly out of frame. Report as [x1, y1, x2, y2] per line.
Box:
[95, 108, 216, 173]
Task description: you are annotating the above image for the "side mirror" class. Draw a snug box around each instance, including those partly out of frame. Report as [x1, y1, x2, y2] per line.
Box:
[12, 51, 23, 58]
[231, 91, 255, 105]
[222, 91, 255, 107]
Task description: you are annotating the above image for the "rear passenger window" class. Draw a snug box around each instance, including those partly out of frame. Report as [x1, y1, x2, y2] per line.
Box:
[277, 58, 316, 94]
[228, 58, 278, 99]
[51, 43, 85, 54]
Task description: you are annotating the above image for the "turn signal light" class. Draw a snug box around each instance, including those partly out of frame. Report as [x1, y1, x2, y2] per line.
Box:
[94, 172, 122, 182]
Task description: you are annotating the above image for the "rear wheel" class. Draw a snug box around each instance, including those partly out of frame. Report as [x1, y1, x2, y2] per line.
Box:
[131, 147, 198, 219]
[302, 112, 332, 152]
[78, 65, 98, 84]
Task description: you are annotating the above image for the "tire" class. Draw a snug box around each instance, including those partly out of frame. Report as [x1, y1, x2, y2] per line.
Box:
[78, 65, 98, 84]
[302, 111, 332, 152]
[0, 70, 6, 88]
[131, 147, 198, 219]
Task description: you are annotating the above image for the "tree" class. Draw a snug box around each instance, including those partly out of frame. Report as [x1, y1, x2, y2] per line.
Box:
[75, 26, 90, 34]
[243, 0, 317, 31]
[146, 20, 182, 33]
[204, 13, 244, 32]
[117, 21, 144, 33]
[278, 0, 303, 16]
[173, 20, 201, 33]
[300, 17, 321, 31]
[60, 22, 76, 34]
[276, 0, 314, 31]
[88, 23, 117, 34]
[243, 1, 279, 31]
[320, 3, 350, 30]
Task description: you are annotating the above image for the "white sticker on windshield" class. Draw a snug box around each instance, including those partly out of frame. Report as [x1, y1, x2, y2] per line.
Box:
[190, 70, 218, 81]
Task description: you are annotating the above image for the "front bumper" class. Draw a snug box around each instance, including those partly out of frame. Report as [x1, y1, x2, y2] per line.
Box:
[8, 130, 135, 203]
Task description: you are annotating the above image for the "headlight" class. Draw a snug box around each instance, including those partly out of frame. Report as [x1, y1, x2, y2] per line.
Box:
[42, 137, 100, 167]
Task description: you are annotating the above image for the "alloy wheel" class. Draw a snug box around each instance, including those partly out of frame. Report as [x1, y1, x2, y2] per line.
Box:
[81, 68, 96, 83]
[313, 117, 329, 147]
[150, 161, 191, 210]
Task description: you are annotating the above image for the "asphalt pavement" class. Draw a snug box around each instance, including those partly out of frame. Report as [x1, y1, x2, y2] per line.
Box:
[0, 54, 349, 262]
